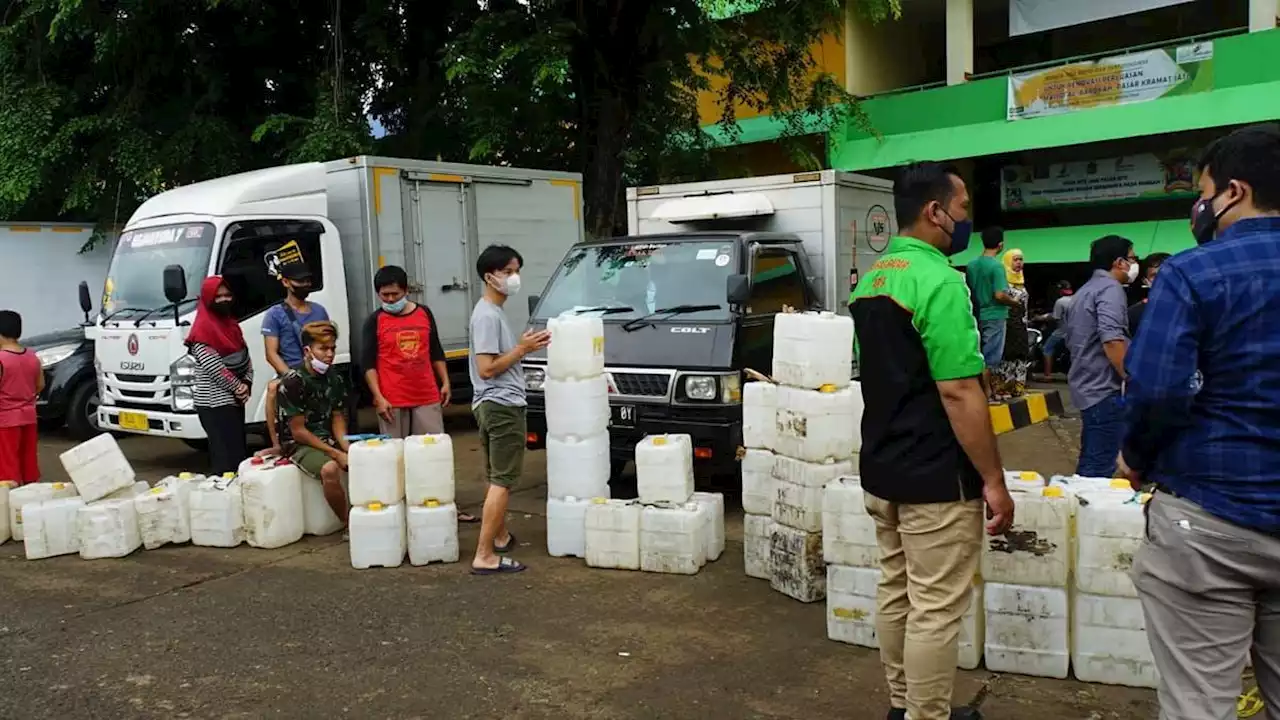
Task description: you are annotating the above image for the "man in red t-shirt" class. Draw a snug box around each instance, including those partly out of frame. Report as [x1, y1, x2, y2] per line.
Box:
[361, 266, 476, 522]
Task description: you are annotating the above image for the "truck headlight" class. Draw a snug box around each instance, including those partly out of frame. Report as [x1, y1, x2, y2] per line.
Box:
[36, 343, 79, 369]
[170, 355, 197, 387]
[172, 386, 194, 412]
[524, 366, 546, 392]
[684, 375, 718, 401]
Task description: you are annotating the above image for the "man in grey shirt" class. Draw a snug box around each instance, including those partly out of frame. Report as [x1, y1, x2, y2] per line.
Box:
[1065, 234, 1139, 477]
[468, 244, 550, 575]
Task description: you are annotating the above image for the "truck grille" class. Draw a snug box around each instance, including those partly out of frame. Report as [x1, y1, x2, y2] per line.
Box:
[611, 372, 669, 397]
[116, 373, 164, 383]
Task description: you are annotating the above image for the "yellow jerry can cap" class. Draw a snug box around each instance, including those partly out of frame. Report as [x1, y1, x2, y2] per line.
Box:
[1042, 486, 1064, 498]
[421, 436, 437, 445]
[150, 487, 163, 495]
[223, 472, 236, 479]
[819, 383, 838, 393]
[52, 482, 66, 489]
[1019, 471, 1038, 480]
[366, 438, 383, 446]
[425, 499, 439, 508]
[592, 497, 608, 504]
[1110, 479, 1132, 489]
[368, 502, 384, 511]
[178, 472, 193, 479]
[652, 436, 667, 446]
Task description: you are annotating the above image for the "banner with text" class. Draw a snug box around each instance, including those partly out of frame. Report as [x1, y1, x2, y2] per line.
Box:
[1010, 0, 1194, 37]
[1001, 152, 1197, 210]
[1007, 41, 1213, 121]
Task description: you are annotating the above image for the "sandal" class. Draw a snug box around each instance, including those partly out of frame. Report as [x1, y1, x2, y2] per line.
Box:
[470, 556, 527, 575]
[457, 511, 479, 524]
[495, 533, 518, 554]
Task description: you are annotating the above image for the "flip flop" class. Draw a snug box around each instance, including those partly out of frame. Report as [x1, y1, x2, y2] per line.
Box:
[470, 556, 527, 575]
[457, 511, 479, 524]
[495, 533, 518, 554]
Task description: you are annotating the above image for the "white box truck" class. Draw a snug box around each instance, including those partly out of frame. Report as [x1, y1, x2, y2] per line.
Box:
[86, 157, 583, 444]
[521, 170, 894, 489]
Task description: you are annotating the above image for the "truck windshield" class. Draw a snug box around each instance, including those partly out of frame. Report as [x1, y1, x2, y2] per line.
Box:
[536, 240, 736, 321]
[102, 223, 215, 318]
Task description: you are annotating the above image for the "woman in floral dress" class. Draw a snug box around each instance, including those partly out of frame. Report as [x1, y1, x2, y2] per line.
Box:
[992, 248, 1030, 400]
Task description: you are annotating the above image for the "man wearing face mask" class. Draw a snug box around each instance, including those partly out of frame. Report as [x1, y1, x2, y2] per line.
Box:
[1120, 124, 1280, 719]
[277, 321, 351, 526]
[262, 261, 330, 450]
[1126, 252, 1169, 337]
[468, 244, 551, 575]
[1063, 234, 1137, 478]
[851, 162, 1014, 720]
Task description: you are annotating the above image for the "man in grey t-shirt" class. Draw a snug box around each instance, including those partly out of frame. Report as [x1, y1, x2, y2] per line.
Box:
[468, 244, 550, 576]
[1065, 235, 1138, 477]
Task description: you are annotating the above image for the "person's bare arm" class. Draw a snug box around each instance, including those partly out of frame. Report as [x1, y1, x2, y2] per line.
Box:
[474, 330, 549, 379]
[331, 411, 349, 453]
[288, 415, 342, 460]
[937, 377, 1004, 479]
[994, 290, 1021, 308]
[264, 335, 290, 375]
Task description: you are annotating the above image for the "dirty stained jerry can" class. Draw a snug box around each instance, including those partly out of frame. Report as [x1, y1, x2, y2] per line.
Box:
[189, 475, 246, 548]
[239, 457, 305, 550]
[771, 311, 854, 390]
[769, 523, 825, 602]
[772, 454, 853, 533]
[78, 496, 143, 559]
[981, 486, 1074, 588]
[740, 448, 776, 516]
[134, 478, 194, 550]
[23, 496, 86, 559]
[826, 564, 879, 648]
[0, 481, 15, 544]
[773, 384, 863, 463]
[58, 432, 136, 503]
[10, 482, 78, 543]
[639, 502, 705, 575]
[743, 513, 774, 580]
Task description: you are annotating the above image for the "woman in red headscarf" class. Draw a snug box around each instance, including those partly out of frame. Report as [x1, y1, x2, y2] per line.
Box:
[186, 277, 253, 474]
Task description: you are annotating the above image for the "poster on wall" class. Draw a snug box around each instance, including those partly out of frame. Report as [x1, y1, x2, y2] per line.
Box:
[1007, 41, 1213, 121]
[1001, 152, 1197, 210]
[1010, 0, 1194, 37]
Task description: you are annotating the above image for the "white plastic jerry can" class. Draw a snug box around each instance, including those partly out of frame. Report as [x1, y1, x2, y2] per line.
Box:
[134, 479, 193, 550]
[743, 513, 775, 580]
[639, 502, 705, 575]
[769, 523, 826, 603]
[404, 434, 456, 506]
[545, 313, 605, 380]
[1072, 592, 1159, 688]
[0, 480, 17, 544]
[239, 457, 305, 550]
[771, 311, 855, 390]
[1074, 484, 1147, 598]
[740, 448, 776, 516]
[742, 381, 778, 451]
[584, 499, 641, 571]
[983, 582, 1070, 680]
[349, 502, 407, 569]
[981, 486, 1074, 588]
[826, 564, 880, 648]
[58, 432, 136, 502]
[635, 434, 694, 505]
[545, 431, 611, 500]
[821, 477, 879, 569]
[77, 497, 143, 559]
[10, 482, 78, 543]
[691, 491, 725, 562]
[407, 499, 459, 566]
[348, 438, 405, 507]
[773, 384, 863, 463]
[546, 496, 590, 559]
[23, 496, 86, 560]
[188, 475, 246, 548]
[772, 454, 853, 533]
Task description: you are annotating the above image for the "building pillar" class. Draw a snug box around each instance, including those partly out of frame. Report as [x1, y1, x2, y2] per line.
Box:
[1250, 0, 1278, 32]
[946, 0, 974, 85]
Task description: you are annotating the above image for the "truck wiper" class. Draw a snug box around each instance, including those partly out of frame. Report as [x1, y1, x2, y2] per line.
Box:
[572, 306, 635, 315]
[622, 304, 722, 332]
[100, 307, 150, 324]
[132, 299, 196, 327]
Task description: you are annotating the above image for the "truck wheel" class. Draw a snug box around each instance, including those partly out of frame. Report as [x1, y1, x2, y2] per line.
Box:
[608, 459, 637, 500]
[65, 381, 101, 441]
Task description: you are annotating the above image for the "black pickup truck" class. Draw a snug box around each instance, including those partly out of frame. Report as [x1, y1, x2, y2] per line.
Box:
[522, 231, 822, 492]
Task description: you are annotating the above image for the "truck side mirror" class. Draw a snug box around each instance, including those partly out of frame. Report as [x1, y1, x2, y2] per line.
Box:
[162, 265, 187, 304]
[726, 274, 750, 306]
[78, 281, 92, 314]
[527, 294, 540, 316]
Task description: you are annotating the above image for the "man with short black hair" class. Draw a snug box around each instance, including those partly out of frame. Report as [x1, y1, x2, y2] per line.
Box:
[1064, 234, 1137, 477]
[852, 161, 1013, 720]
[1127, 251, 1170, 336]
[263, 261, 329, 449]
[1122, 123, 1280, 719]
[965, 226, 1020, 399]
[277, 320, 350, 525]
[468, 244, 550, 575]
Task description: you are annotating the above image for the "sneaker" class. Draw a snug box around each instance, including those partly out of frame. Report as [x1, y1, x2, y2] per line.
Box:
[886, 708, 982, 720]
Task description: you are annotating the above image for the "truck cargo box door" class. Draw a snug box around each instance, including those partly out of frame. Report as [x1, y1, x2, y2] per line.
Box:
[411, 182, 471, 349]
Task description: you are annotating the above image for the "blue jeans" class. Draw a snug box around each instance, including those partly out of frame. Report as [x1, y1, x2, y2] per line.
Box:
[1043, 329, 1066, 360]
[978, 319, 1006, 367]
[1077, 394, 1123, 477]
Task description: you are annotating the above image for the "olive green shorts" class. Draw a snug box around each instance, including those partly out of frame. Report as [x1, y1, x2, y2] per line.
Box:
[474, 401, 527, 489]
[290, 445, 334, 479]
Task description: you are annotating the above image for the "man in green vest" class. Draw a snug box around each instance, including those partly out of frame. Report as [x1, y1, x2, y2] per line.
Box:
[850, 161, 1015, 720]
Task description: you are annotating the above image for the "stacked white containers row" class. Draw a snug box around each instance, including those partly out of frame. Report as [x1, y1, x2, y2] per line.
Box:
[543, 314, 610, 560]
[348, 435, 461, 569]
[744, 311, 859, 603]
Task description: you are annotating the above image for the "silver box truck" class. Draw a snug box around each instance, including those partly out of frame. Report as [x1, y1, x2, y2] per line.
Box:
[88, 156, 583, 443]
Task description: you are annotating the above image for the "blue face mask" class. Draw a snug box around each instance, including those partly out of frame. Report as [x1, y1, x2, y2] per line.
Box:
[944, 217, 973, 257]
[382, 298, 408, 314]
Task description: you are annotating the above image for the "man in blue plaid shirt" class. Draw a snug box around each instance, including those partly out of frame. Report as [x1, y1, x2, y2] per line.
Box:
[1121, 124, 1280, 719]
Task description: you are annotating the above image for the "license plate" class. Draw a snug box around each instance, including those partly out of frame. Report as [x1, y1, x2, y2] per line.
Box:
[610, 404, 636, 428]
[118, 411, 149, 431]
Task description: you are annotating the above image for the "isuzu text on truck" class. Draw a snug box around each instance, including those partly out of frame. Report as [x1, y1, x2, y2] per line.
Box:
[86, 157, 583, 446]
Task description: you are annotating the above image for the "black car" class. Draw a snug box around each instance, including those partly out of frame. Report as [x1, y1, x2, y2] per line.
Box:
[29, 327, 99, 440]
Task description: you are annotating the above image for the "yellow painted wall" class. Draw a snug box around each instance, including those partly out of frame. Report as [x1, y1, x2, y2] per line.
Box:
[695, 32, 847, 127]
[845, 8, 938, 95]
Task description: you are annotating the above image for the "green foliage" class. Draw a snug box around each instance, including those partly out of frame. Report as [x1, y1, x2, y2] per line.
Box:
[2, 0, 899, 243]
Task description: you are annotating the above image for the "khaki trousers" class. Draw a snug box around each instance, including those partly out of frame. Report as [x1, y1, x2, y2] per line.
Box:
[377, 404, 444, 439]
[864, 494, 984, 720]
[1133, 492, 1280, 720]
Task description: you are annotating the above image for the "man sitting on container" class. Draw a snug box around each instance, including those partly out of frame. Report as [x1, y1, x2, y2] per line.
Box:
[277, 320, 350, 525]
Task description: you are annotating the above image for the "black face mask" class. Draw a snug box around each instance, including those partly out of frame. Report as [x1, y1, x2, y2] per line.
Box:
[212, 301, 235, 316]
[1191, 190, 1239, 245]
[290, 284, 312, 300]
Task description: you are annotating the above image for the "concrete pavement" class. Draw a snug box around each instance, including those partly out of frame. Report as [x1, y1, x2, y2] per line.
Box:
[1, 401, 1155, 719]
